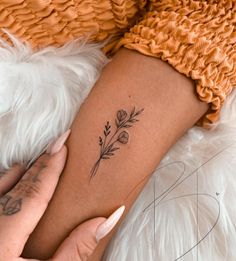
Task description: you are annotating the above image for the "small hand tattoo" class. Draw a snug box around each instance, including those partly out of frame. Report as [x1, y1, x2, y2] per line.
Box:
[90, 106, 144, 181]
[0, 161, 47, 216]
[0, 195, 22, 215]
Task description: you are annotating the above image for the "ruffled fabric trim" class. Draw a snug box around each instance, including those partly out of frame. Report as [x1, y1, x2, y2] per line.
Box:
[0, 0, 145, 50]
[107, 0, 236, 129]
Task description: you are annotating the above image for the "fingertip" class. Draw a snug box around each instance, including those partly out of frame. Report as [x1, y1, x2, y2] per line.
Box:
[47, 129, 71, 155]
[95, 205, 125, 242]
[49, 144, 68, 163]
[38, 145, 68, 181]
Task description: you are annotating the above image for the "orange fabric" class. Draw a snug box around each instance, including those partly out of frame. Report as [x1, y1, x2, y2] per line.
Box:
[0, 0, 235, 129]
[0, 0, 146, 48]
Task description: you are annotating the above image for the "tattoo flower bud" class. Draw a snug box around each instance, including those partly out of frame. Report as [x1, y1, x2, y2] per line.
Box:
[90, 107, 144, 180]
[117, 109, 127, 122]
[117, 131, 129, 144]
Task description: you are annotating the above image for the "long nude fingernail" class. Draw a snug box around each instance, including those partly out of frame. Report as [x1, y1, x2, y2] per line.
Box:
[46, 129, 71, 155]
[96, 205, 125, 242]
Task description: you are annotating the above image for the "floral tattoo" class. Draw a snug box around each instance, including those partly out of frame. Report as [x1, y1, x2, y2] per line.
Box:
[90, 106, 144, 181]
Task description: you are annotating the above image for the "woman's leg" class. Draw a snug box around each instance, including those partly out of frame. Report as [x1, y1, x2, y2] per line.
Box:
[23, 47, 209, 260]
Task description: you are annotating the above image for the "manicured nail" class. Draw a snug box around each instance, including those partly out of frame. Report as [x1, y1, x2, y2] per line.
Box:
[96, 205, 125, 242]
[46, 129, 71, 155]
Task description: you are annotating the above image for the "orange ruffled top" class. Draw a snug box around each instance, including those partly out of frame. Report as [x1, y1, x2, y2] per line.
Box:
[0, 0, 235, 129]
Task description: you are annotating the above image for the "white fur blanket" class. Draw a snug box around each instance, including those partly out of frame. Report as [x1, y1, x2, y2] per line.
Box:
[0, 32, 235, 261]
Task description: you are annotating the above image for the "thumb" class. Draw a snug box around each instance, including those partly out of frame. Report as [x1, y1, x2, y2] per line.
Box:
[51, 205, 125, 261]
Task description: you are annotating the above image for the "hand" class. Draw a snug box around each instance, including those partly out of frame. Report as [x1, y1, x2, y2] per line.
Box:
[0, 130, 125, 261]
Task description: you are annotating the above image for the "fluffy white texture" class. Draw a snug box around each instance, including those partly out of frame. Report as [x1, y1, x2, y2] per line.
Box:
[104, 90, 236, 261]
[0, 31, 110, 170]
[0, 30, 235, 261]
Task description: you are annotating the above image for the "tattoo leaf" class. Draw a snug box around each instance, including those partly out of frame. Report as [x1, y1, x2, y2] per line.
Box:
[102, 156, 110, 159]
[99, 136, 103, 146]
[90, 106, 144, 181]
[136, 108, 144, 115]
[130, 106, 135, 117]
[129, 119, 139, 123]
[106, 153, 114, 156]
[106, 144, 114, 152]
[110, 147, 119, 152]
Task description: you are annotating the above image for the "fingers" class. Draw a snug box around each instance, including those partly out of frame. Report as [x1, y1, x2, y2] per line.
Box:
[0, 145, 68, 258]
[52, 217, 106, 261]
[0, 165, 25, 196]
[52, 206, 125, 261]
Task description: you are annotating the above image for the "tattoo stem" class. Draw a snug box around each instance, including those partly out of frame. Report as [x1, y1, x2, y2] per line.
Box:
[90, 107, 144, 181]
